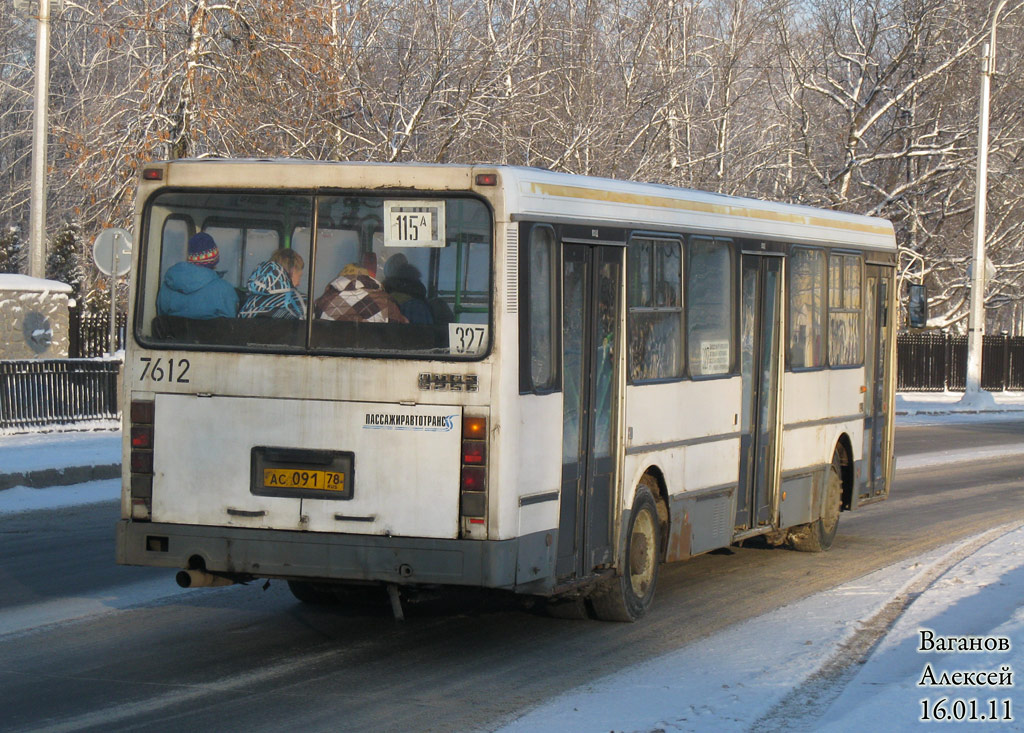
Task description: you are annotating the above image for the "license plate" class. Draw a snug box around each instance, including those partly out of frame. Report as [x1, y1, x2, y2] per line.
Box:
[262, 468, 345, 492]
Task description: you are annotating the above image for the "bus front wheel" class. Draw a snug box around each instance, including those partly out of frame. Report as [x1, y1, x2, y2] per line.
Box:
[788, 454, 842, 552]
[590, 481, 660, 622]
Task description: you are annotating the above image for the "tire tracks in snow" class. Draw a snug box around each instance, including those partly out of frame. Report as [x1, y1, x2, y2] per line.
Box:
[750, 520, 1024, 732]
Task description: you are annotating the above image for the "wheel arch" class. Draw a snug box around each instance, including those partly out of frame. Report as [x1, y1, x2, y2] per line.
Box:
[633, 465, 670, 563]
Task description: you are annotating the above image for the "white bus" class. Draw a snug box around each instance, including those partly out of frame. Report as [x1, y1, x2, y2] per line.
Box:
[117, 160, 896, 621]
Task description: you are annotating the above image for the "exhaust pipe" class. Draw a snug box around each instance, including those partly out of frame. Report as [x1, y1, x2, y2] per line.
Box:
[176, 569, 236, 588]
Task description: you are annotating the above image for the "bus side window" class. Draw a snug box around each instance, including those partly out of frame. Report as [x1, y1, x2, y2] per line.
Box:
[687, 237, 734, 376]
[828, 253, 863, 366]
[628, 236, 683, 382]
[788, 246, 826, 369]
[520, 224, 557, 393]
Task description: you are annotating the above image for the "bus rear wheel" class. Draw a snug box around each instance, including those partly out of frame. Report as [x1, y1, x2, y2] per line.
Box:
[788, 453, 842, 552]
[590, 481, 660, 622]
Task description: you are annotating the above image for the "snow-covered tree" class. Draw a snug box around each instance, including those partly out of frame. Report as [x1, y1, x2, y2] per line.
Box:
[0, 0, 1021, 331]
[0, 226, 26, 274]
[46, 219, 85, 296]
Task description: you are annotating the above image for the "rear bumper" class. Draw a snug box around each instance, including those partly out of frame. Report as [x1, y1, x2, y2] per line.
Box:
[116, 520, 555, 592]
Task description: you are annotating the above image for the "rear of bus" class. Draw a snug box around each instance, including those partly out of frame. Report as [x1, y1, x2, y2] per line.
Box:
[116, 160, 525, 595]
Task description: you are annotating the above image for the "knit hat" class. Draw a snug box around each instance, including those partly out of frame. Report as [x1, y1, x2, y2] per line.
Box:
[187, 232, 220, 268]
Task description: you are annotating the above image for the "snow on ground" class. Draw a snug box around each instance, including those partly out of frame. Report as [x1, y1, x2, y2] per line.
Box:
[0, 574, 196, 639]
[896, 391, 1024, 427]
[895, 390, 1024, 412]
[496, 524, 1024, 732]
[0, 478, 121, 515]
[0, 428, 119, 473]
[819, 527, 1024, 732]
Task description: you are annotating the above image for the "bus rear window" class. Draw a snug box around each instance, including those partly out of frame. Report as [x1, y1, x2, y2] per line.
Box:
[136, 191, 492, 358]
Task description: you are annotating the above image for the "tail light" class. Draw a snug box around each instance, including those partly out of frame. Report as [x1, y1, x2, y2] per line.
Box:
[130, 399, 154, 520]
[460, 416, 487, 532]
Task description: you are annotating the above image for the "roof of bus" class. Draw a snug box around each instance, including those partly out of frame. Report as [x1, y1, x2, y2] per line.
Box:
[151, 159, 896, 251]
[498, 165, 896, 251]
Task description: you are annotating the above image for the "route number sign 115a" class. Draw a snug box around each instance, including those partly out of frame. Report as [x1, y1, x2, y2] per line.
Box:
[384, 200, 446, 248]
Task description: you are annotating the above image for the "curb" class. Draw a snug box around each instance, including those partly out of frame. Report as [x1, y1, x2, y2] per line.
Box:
[0, 464, 121, 491]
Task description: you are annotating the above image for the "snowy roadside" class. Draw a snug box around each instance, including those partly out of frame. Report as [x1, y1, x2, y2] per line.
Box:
[0, 478, 121, 515]
[495, 523, 1024, 732]
[0, 428, 119, 475]
[896, 391, 1024, 426]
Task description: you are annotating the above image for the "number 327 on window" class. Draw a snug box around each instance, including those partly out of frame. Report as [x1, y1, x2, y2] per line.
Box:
[448, 324, 488, 355]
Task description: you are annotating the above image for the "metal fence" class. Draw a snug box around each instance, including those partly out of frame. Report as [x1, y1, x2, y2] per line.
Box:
[69, 308, 127, 359]
[897, 333, 1024, 392]
[0, 359, 121, 431]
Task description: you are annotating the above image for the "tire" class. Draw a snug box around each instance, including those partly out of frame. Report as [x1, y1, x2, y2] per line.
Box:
[789, 453, 842, 552]
[590, 481, 661, 622]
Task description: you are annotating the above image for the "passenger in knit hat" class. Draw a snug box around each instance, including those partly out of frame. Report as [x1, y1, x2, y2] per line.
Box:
[187, 232, 220, 268]
[156, 231, 237, 318]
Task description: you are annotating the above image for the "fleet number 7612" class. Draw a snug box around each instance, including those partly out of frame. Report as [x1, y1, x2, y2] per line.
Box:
[139, 356, 190, 383]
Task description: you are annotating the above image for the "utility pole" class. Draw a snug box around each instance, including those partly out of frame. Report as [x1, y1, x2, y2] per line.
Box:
[964, 0, 1008, 403]
[25, 0, 52, 279]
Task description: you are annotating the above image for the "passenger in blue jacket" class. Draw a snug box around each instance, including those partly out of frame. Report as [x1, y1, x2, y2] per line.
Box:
[156, 232, 238, 319]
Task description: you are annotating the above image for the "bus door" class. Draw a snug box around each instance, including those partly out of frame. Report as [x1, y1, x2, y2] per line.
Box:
[735, 254, 783, 531]
[862, 265, 893, 500]
[556, 244, 623, 580]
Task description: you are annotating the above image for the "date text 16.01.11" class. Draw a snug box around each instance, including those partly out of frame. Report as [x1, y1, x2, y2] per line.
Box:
[920, 698, 1012, 723]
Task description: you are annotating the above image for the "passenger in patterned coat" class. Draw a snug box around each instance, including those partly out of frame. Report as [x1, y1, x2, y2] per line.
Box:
[239, 248, 306, 319]
[315, 255, 408, 323]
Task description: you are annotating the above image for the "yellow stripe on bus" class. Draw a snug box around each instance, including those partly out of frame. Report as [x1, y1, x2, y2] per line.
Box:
[527, 182, 893, 238]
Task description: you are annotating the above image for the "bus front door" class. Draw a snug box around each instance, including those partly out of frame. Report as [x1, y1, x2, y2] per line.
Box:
[557, 244, 623, 580]
[736, 254, 783, 532]
[862, 265, 893, 501]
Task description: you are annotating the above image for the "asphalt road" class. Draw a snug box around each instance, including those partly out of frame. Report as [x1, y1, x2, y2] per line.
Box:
[1, 419, 1022, 732]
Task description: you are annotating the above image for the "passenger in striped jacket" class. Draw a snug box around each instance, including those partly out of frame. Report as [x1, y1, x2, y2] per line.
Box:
[238, 248, 306, 319]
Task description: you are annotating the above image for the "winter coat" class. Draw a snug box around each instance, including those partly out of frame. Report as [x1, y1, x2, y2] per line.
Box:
[156, 262, 238, 319]
[238, 261, 306, 319]
[315, 266, 408, 323]
[384, 268, 432, 324]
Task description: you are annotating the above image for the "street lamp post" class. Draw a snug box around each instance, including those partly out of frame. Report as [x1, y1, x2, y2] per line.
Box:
[964, 0, 1009, 403]
[26, 0, 52, 280]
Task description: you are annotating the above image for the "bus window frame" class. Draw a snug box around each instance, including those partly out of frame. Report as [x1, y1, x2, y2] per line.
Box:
[826, 248, 865, 369]
[685, 234, 738, 380]
[134, 187, 496, 363]
[626, 231, 685, 386]
[786, 244, 827, 373]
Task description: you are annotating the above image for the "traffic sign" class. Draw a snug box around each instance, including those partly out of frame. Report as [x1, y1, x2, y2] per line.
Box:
[93, 228, 133, 277]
